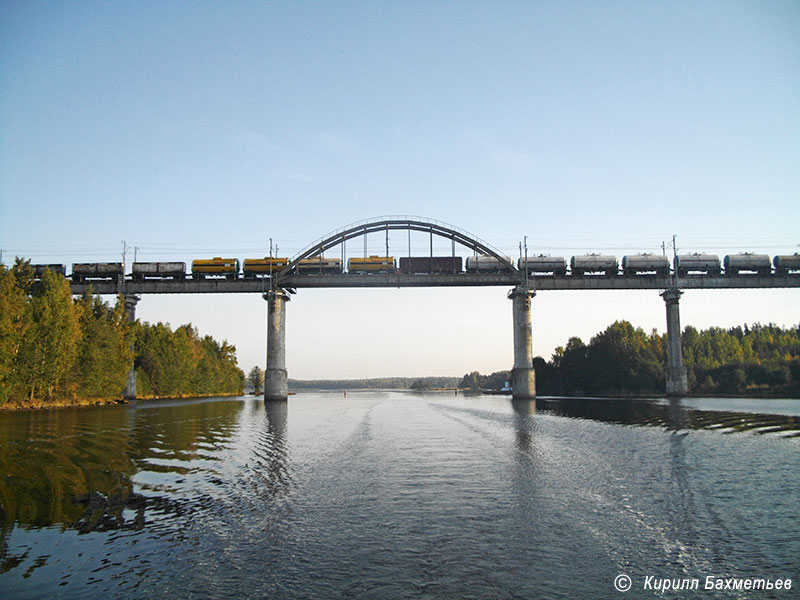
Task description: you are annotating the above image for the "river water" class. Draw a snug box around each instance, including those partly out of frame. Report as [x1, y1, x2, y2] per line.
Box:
[0, 393, 798, 599]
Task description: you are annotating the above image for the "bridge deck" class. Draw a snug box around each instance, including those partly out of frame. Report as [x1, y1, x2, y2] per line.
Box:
[71, 273, 800, 295]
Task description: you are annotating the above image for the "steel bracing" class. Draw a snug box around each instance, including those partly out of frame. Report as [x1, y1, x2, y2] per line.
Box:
[279, 215, 517, 276]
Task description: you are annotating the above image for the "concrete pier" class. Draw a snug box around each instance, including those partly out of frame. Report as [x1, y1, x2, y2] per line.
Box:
[509, 285, 536, 399]
[264, 289, 290, 401]
[123, 294, 140, 400]
[661, 288, 688, 396]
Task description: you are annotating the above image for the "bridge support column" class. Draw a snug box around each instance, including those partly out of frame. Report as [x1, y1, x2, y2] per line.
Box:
[264, 289, 290, 401]
[661, 288, 688, 396]
[509, 285, 536, 400]
[123, 294, 140, 400]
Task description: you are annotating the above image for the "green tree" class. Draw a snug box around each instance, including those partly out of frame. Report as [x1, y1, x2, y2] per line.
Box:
[459, 371, 482, 391]
[0, 261, 33, 403]
[247, 366, 265, 394]
[484, 370, 511, 390]
[22, 269, 81, 401]
[72, 293, 133, 399]
[135, 321, 244, 397]
[552, 336, 589, 393]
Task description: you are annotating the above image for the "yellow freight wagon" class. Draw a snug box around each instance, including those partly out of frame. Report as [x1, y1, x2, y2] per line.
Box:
[347, 256, 396, 273]
[242, 257, 290, 278]
[191, 257, 240, 280]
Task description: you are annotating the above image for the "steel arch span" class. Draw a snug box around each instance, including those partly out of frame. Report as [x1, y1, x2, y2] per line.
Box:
[278, 215, 517, 277]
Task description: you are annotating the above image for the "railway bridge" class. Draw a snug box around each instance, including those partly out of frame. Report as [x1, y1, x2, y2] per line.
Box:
[69, 216, 800, 401]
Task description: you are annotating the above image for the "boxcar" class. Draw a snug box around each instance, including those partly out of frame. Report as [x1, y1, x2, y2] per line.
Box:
[399, 256, 462, 274]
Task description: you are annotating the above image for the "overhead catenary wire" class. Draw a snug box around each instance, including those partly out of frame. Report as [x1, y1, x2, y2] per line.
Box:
[3, 230, 799, 269]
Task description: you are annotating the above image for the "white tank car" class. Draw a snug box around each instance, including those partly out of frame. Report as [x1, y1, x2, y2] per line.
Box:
[517, 255, 567, 276]
[570, 254, 618, 276]
[465, 255, 514, 272]
[723, 253, 771, 275]
[773, 253, 800, 275]
[674, 253, 721, 276]
[621, 253, 670, 276]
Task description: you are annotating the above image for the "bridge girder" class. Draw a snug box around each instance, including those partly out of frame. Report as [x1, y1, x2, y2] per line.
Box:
[277, 216, 518, 280]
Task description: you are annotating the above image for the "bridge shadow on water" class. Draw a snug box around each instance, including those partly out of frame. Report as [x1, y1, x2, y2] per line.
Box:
[533, 396, 800, 437]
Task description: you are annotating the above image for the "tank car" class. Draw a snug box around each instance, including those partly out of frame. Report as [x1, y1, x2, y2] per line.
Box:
[296, 257, 343, 274]
[399, 256, 462, 274]
[132, 262, 186, 280]
[71, 263, 124, 283]
[723, 253, 771, 275]
[570, 254, 618, 276]
[465, 255, 515, 272]
[191, 257, 240, 280]
[347, 256, 396, 273]
[243, 257, 289, 279]
[773, 253, 800, 275]
[674, 253, 721, 276]
[621, 254, 669, 276]
[31, 264, 67, 279]
[518, 255, 567, 276]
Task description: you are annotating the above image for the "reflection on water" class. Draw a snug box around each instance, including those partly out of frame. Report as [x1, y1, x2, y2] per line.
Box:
[0, 393, 798, 598]
[536, 396, 800, 436]
[250, 400, 291, 519]
[0, 399, 245, 576]
[511, 398, 536, 453]
[0, 407, 136, 535]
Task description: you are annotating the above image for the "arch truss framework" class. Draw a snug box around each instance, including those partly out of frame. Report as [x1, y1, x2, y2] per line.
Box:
[277, 215, 518, 279]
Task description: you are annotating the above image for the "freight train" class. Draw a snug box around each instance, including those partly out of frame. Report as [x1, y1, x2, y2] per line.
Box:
[71, 263, 125, 282]
[400, 256, 462, 274]
[348, 256, 396, 273]
[132, 262, 186, 280]
[23, 252, 800, 282]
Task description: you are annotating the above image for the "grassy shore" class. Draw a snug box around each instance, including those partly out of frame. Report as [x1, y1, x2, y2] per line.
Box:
[0, 391, 244, 411]
[0, 397, 127, 411]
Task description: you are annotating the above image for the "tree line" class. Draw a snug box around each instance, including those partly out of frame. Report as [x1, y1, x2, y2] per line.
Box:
[461, 320, 800, 397]
[0, 260, 243, 406]
[134, 322, 244, 398]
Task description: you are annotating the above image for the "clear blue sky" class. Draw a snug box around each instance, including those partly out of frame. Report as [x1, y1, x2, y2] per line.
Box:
[2, 1, 798, 378]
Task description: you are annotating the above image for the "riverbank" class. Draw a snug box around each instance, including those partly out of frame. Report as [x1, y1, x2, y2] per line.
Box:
[0, 391, 244, 411]
[0, 397, 128, 411]
[534, 389, 800, 399]
[136, 391, 243, 401]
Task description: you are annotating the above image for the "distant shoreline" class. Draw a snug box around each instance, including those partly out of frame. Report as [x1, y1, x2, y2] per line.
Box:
[4, 388, 796, 412]
[288, 388, 800, 400]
